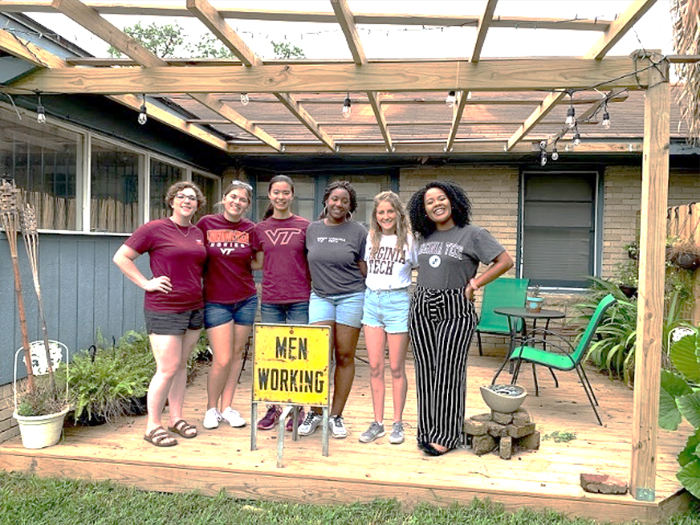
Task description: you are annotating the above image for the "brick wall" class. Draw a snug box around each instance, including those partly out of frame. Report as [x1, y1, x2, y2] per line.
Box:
[0, 383, 19, 444]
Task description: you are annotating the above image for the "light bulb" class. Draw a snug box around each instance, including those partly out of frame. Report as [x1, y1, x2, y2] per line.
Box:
[446, 91, 457, 108]
[551, 149, 559, 161]
[573, 130, 581, 147]
[240, 93, 249, 105]
[565, 105, 576, 128]
[37, 105, 46, 124]
[138, 111, 148, 125]
[602, 110, 611, 130]
[540, 151, 547, 166]
[342, 96, 352, 119]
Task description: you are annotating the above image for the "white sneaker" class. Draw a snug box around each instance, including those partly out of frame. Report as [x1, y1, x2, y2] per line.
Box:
[203, 407, 222, 429]
[221, 407, 246, 428]
[298, 410, 323, 436]
[329, 415, 348, 439]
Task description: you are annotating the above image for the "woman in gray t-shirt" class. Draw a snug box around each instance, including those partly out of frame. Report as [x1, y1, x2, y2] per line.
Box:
[408, 181, 513, 456]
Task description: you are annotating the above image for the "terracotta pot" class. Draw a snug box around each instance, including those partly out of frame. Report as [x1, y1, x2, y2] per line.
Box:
[526, 297, 544, 312]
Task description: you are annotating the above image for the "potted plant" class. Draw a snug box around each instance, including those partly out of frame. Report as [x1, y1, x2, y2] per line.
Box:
[669, 239, 700, 271]
[14, 374, 71, 449]
[526, 286, 544, 312]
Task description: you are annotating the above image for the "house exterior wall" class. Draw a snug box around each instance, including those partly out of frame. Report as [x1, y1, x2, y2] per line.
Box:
[0, 234, 149, 387]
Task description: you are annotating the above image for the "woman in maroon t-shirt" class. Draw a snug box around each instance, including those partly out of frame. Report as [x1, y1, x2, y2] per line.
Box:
[196, 181, 258, 431]
[252, 175, 311, 432]
[113, 181, 207, 448]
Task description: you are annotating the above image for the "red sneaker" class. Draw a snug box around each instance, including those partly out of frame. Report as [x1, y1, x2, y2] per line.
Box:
[257, 405, 282, 430]
[286, 408, 305, 432]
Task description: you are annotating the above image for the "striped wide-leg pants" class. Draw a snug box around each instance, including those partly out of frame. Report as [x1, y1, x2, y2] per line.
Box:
[409, 286, 477, 449]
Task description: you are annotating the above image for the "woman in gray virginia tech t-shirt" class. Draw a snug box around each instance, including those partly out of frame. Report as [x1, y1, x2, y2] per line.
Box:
[407, 181, 513, 456]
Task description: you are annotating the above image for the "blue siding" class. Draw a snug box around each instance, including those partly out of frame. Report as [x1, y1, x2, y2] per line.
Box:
[0, 233, 149, 385]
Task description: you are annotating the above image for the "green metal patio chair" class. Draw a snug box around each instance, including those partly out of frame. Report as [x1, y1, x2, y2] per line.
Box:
[475, 277, 530, 355]
[509, 293, 617, 426]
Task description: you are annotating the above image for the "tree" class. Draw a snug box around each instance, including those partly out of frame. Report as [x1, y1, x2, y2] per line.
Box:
[108, 21, 234, 59]
[271, 40, 306, 59]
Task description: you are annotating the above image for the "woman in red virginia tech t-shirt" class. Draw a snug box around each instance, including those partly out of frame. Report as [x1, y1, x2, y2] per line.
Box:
[196, 181, 258, 431]
[113, 181, 207, 448]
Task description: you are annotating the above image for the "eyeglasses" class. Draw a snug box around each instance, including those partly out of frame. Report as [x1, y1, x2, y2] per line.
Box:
[175, 194, 197, 202]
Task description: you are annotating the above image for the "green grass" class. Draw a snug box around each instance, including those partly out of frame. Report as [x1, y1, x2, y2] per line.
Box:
[0, 471, 698, 525]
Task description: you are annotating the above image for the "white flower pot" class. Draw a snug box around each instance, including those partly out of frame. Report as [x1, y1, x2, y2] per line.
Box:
[13, 406, 70, 449]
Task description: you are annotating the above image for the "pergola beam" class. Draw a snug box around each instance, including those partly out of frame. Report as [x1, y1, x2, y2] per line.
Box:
[50, 0, 282, 151]
[505, 0, 656, 151]
[447, 0, 498, 151]
[0, 28, 229, 151]
[332, 0, 393, 151]
[0, 2, 614, 31]
[186, 0, 333, 150]
[8, 57, 650, 94]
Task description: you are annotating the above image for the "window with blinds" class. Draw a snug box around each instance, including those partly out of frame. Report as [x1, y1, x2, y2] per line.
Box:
[521, 171, 599, 288]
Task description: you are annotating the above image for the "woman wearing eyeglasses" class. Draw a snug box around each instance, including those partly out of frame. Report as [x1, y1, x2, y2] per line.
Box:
[196, 181, 258, 431]
[113, 181, 207, 448]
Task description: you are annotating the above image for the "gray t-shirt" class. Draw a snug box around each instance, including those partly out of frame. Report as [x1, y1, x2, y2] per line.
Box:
[416, 225, 505, 290]
[306, 220, 367, 297]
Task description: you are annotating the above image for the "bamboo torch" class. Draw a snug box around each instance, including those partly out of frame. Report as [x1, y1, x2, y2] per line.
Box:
[21, 202, 56, 398]
[0, 179, 34, 394]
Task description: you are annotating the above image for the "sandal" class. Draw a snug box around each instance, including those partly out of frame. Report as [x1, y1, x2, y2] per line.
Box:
[144, 426, 178, 447]
[168, 419, 198, 439]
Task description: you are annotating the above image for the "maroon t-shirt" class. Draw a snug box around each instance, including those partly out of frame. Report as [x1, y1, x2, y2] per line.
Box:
[124, 217, 206, 313]
[197, 214, 256, 304]
[253, 215, 311, 304]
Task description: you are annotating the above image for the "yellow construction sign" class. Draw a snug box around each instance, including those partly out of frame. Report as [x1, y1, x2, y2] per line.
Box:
[252, 324, 331, 406]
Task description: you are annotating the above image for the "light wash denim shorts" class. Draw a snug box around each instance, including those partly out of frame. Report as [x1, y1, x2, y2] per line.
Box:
[309, 291, 365, 328]
[361, 288, 410, 334]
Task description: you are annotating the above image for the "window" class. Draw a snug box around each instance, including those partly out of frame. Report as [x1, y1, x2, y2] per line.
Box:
[90, 140, 140, 233]
[0, 106, 79, 230]
[255, 175, 315, 221]
[520, 171, 599, 288]
[192, 172, 218, 221]
[150, 160, 183, 220]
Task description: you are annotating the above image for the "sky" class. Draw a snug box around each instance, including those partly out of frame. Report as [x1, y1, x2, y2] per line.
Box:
[25, 0, 676, 61]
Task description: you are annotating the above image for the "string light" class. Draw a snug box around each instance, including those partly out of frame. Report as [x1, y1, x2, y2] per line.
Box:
[565, 92, 576, 128]
[573, 126, 582, 147]
[539, 140, 547, 166]
[240, 93, 250, 105]
[138, 94, 148, 125]
[342, 94, 352, 119]
[551, 146, 559, 161]
[602, 102, 611, 130]
[445, 91, 457, 108]
[35, 92, 46, 124]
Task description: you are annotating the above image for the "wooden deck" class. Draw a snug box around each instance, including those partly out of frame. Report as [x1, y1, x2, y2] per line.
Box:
[0, 352, 691, 522]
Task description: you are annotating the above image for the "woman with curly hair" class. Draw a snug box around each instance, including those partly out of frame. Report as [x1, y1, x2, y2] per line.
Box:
[113, 181, 207, 447]
[408, 181, 513, 456]
[358, 191, 417, 445]
[299, 180, 367, 439]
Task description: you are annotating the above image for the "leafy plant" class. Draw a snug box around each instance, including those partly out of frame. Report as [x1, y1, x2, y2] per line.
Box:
[543, 431, 577, 443]
[271, 40, 306, 59]
[15, 376, 67, 417]
[659, 326, 700, 498]
[574, 276, 692, 384]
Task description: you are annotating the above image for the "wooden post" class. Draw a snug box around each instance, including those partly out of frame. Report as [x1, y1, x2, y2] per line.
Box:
[630, 51, 670, 502]
[691, 203, 700, 325]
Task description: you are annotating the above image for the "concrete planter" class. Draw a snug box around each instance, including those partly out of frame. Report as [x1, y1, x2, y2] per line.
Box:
[480, 385, 527, 413]
[13, 406, 70, 449]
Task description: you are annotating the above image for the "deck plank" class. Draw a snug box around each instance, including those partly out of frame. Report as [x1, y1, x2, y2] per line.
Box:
[0, 353, 690, 522]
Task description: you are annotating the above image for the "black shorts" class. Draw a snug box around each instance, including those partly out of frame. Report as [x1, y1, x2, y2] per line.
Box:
[144, 308, 204, 335]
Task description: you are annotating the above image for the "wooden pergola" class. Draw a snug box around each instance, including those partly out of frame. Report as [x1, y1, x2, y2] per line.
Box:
[0, 0, 698, 505]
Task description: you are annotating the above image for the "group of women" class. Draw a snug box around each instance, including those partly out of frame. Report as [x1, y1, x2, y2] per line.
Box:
[114, 176, 513, 455]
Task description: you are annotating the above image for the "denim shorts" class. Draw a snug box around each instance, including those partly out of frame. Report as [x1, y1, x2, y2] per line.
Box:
[204, 295, 258, 328]
[361, 288, 410, 334]
[261, 302, 309, 325]
[144, 308, 204, 335]
[309, 291, 364, 328]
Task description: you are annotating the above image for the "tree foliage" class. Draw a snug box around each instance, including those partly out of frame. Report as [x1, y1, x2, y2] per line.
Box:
[108, 21, 234, 59]
[271, 40, 306, 59]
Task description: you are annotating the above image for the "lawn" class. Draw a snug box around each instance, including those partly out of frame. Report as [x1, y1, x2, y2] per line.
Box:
[0, 471, 699, 525]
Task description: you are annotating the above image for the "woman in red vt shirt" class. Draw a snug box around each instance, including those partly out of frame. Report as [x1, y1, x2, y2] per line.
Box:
[197, 181, 258, 430]
[113, 181, 207, 447]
